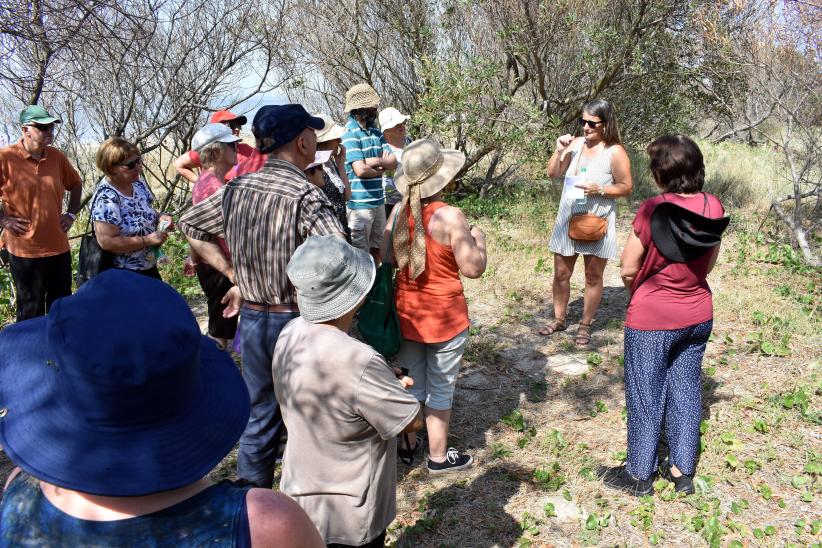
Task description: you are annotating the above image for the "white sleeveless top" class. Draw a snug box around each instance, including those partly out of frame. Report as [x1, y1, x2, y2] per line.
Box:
[549, 139, 619, 260]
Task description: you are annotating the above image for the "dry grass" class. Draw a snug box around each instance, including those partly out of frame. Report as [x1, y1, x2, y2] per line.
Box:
[387, 173, 821, 547]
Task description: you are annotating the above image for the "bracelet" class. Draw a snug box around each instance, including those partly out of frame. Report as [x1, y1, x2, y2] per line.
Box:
[599, 184, 606, 196]
[141, 236, 146, 248]
[66, 212, 76, 221]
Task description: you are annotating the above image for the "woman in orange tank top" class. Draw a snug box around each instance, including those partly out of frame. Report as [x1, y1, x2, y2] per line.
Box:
[383, 139, 488, 475]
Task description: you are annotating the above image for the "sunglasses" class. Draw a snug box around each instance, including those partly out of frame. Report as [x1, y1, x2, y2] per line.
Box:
[305, 166, 320, 175]
[29, 123, 55, 132]
[223, 120, 244, 130]
[578, 118, 604, 128]
[120, 156, 143, 170]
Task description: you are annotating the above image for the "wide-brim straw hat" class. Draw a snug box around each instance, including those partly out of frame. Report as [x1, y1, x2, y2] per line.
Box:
[286, 235, 376, 323]
[344, 83, 380, 113]
[314, 113, 346, 143]
[0, 270, 250, 496]
[395, 139, 466, 199]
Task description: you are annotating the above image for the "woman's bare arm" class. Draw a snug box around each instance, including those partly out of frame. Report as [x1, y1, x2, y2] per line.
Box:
[606, 145, 633, 198]
[620, 229, 646, 293]
[95, 221, 167, 254]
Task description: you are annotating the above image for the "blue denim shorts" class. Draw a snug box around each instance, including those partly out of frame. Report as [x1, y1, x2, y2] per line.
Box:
[396, 329, 469, 410]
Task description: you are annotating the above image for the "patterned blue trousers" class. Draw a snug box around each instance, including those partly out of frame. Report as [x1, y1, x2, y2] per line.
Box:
[623, 320, 713, 480]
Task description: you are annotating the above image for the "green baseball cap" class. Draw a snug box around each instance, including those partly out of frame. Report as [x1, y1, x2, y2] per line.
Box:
[19, 105, 61, 126]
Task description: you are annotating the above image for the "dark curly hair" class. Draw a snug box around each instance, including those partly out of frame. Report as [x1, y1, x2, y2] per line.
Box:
[646, 134, 705, 194]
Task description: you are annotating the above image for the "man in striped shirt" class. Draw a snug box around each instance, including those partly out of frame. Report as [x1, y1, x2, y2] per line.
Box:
[180, 104, 345, 488]
[341, 84, 397, 263]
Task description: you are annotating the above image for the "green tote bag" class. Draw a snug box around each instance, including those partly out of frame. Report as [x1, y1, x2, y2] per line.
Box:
[357, 211, 402, 357]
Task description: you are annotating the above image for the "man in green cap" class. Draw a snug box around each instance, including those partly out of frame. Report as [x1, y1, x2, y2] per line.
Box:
[0, 105, 82, 321]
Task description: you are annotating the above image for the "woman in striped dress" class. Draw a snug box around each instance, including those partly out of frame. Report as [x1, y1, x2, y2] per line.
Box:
[540, 99, 633, 345]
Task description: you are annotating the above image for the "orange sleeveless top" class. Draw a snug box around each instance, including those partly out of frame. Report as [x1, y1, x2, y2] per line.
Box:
[395, 202, 469, 343]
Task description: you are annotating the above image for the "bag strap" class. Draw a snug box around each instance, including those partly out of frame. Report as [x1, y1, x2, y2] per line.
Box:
[384, 206, 401, 266]
[85, 182, 119, 237]
[570, 139, 584, 176]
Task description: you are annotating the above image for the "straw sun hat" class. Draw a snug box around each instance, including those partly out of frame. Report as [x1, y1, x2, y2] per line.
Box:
[344, 83, 381, 113]
[394, 139, 466, 280]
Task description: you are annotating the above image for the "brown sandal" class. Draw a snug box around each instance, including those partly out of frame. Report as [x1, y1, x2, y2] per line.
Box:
[538, 317, 567, 336]
[574, 322, 592, 346]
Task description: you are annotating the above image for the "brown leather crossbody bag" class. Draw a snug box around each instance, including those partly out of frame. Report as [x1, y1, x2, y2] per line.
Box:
[567, 145, 607, 242]
[569, 213, 607, 241]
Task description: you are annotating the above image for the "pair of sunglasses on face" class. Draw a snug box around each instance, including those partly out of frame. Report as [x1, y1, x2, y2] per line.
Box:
[578, 118, 604, 128]
[119, 156, 143, 170]
[224, 121, 244, 131]
[30, 123, 55, 132]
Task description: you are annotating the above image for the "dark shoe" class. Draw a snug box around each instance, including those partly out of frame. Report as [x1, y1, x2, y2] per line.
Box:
[658, 459, 695, 495]
[398, 434, 420, 466]
[427, 448, 473, 475]
[597, 465, 654, 496]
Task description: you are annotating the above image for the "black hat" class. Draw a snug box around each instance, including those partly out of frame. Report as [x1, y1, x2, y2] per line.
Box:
[651, 202, 730, 262]
[252, 104, 324, 154]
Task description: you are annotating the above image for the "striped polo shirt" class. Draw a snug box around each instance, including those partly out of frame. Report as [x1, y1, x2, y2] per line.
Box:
[342, 116, 392, 209]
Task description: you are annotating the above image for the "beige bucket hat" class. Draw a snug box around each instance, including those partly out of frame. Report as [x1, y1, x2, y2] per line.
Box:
[393, 139, 466, 280]
[314, 113, 346, 143]
[286, 235, 375, 323]
[344, 83, 380, 113]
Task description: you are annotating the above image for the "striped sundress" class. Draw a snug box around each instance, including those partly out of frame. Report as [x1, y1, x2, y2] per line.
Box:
[549, 139, 619, 260]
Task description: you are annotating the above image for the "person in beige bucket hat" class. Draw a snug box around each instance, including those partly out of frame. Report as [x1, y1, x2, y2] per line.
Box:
[341, 83, 398, 264]
[273, 235, 423, 546]
[382, 138, 488, 474]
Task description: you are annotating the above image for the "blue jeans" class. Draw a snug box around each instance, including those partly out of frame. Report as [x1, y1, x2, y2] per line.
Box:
[623, 320, 712, 480]
[237, 307, 298, 487]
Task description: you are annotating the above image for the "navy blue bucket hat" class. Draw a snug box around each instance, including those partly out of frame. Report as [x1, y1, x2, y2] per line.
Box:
[0, 269, 250, 496]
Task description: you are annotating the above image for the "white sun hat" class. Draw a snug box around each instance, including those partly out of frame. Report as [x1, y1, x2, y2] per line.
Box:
[191, 123, 242, 151]
[379, 107, 410, 132]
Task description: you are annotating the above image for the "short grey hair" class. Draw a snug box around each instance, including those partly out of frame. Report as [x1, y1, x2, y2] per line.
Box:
[198, 141, 227, 169]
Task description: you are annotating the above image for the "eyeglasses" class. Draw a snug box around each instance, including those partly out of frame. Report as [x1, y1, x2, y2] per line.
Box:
[578, 118, 604, 128]
[119, 156, 143, 170]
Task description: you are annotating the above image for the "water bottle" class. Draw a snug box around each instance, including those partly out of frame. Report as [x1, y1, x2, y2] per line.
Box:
[149, 218, 171, 265]
[575, 167, 588, 206]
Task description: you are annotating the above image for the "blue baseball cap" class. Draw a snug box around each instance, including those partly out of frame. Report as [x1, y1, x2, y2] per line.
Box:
[0, 269, 250, 496]
[252, 104, 324, 153]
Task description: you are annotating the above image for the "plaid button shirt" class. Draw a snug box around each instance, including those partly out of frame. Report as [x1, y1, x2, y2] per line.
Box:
[180, 157, 344, 304]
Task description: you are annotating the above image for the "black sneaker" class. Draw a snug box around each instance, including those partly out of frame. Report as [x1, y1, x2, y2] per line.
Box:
[597, 465, 654, 496]
[427, 448, 473, 475]
[398, 434, 420, 466]
[657, 458, 694, 495]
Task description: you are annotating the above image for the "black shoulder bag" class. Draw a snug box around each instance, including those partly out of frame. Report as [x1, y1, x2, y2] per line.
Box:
[75, 189, 116, 287]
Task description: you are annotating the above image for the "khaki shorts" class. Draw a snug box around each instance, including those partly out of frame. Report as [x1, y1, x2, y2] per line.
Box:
[346, 206, 386, 251]
[396, 329, 469, 410]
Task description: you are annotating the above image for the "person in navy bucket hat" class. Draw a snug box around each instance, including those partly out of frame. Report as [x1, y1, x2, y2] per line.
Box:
[0, 269, 324, 547]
